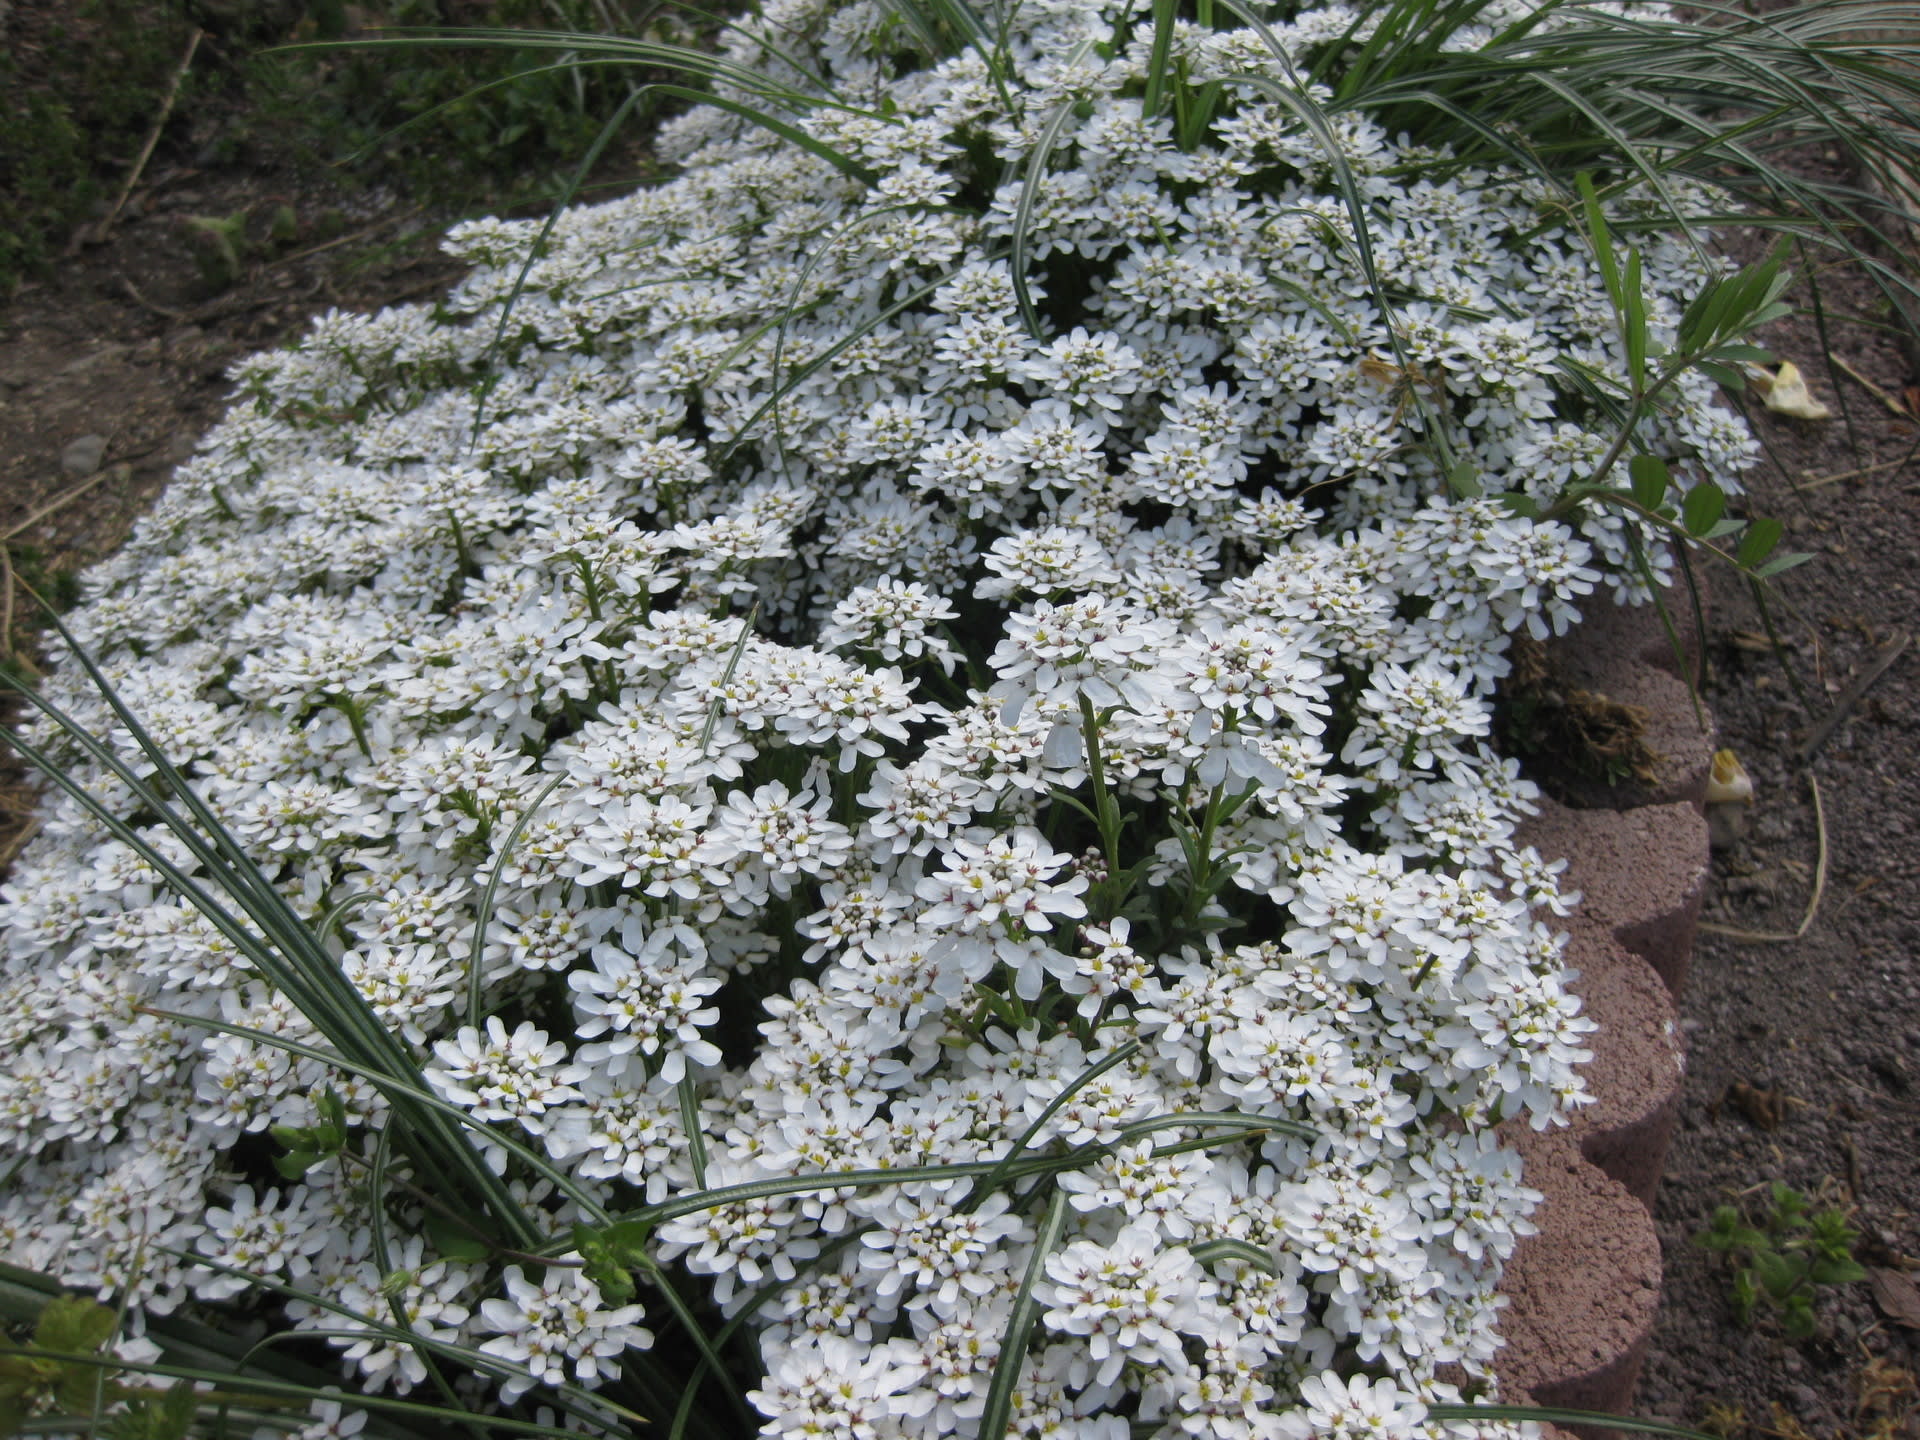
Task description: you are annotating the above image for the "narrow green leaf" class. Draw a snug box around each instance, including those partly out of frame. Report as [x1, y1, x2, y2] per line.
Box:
[1187, 1238, 1280, 1275]
[1143, 0, 1179, 118]
[1754, 549, 1814, 578]
[971, 1041, 1142, 1208]
[1577, 171, 1623, 311]
[1011, 93, 1082, 341]
[1623, 245, 1647, 386]
[976, 1187, 1069, 1440]
[469, 771, 570, 1029]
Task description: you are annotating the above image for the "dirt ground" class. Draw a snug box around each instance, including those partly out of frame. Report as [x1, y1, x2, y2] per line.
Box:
[1628, 255, 1920, 1438]
[1, 16, 1918, 1440]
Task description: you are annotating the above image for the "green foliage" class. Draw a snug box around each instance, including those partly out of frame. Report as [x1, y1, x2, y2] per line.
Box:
[252, 0, 700, 212]
[1500, 189, 1808, 578]
[268, 1086, 350, 1178]
[0, 1294, 121, 1436]
[183, 210, 251, 291]
[0, 0, 199, 293]
[1697, 1182, 1868, 1339]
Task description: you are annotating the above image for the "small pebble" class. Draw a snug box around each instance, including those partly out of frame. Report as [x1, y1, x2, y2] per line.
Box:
[59, 433, 107, 479]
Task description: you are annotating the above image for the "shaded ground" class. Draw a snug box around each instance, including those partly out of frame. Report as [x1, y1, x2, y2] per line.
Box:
[0, 9, 1917, 1439]
[1630, 267, 1920, 1439]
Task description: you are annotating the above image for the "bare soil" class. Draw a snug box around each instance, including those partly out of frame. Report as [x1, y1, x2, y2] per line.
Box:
[0, 11, 1917, 1440]
[1630, 253, 1920, 1440]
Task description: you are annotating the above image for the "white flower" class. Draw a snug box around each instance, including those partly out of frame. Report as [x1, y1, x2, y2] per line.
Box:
[698, 780, 856, 904]
[1021, 326, 1144, 416]
[477, 1263, 653, 1402]
[1277, 1371, 1430, 1440]
[568, 916, 723, 1083]
[425, 1018, 583, 1132]
[914, 828, 1088, 936]
[193, 1185, 329, 1300]
[1042, 1222, 1218, 1389]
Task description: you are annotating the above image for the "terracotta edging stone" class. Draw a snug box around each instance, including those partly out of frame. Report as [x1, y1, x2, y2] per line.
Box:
[1489, 595, 1714, 1433]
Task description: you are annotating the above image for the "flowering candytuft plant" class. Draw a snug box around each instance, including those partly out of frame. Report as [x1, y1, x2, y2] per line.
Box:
[4, 0, 1872, 1433]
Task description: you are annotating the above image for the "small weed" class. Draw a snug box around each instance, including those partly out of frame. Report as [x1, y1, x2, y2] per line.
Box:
[1498, 634, 1663, 788]
[1697, 1181, 1868, 1339]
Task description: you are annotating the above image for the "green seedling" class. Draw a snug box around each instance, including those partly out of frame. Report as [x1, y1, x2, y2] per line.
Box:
[1697, 1181, 1867, 1339]
[183, 210, 251, 293]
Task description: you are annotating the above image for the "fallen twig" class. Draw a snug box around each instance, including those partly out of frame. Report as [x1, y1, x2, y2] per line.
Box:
[1794, 455, 1913, 490]
[84, 28, 202, 247]
[1828, 351, 1913, 419]
[1, 461, 126, 545]
[119, 275, 194, 324]
[1800, 631, 1910, 763]
[0, 817, 43, 874]
[1698, 773, 1829, 944]
[270, 206, 424, 270]
[0, 546, 14, 674]
[372, 271, 458, 306]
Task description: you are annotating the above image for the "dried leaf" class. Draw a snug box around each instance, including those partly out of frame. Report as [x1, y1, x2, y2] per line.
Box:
[1724, 1081, 1790, 1130]
[1868, 1267, 1920, 1330]
[1761, 361, 1833, 420]
[1707, 748, 1755, 806]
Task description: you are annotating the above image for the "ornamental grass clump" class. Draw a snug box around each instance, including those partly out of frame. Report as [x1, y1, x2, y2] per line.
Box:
[1, 0, 1911, 1435]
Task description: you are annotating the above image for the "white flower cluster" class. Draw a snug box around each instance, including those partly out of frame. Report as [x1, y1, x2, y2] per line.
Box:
[0, 0, 1756, 1434]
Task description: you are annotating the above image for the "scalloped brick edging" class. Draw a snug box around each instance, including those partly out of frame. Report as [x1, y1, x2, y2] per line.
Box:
[1492, 596, 1715, 1436]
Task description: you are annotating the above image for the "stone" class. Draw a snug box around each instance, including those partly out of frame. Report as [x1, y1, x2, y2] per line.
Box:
[60, 433, 108, 479]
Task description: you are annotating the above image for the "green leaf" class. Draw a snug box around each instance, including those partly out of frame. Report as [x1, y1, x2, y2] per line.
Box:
[423, 1216, 491, 1266]
[1142, 0, 1180, 118]
[1629, 453, 1670, 510]
[1808, 1256, 1867, 1286]
[1623, 246, 1648, 386]
[272, 1150, 321, 1180]
[1495, 490, 1540, 518]
[1754, 550, 1813, 579]
[318, 1087, 348, 1135]
[1447, 460, 1483, 498]
[1695, 359, 1749, 392]
[1576, 172, 1623, 312]
[33, 1297, 118, 1356]
[572, 1227, 637, 1307]
[1736, 517, 1785, 569]
[1731, 1265, 1758, 1324]
[1753, 1248, 1802, 1295]
[1681, 482, 1725, 536]
[1782, 1294, 1817, 1339]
